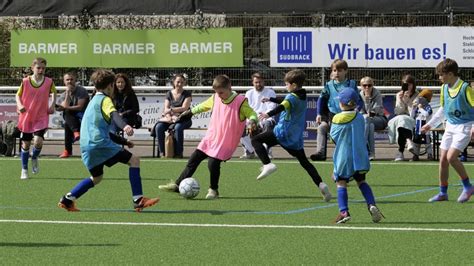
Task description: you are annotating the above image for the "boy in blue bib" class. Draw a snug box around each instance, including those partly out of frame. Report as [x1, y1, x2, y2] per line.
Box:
[330, 87, 384, 224]
[58, 69, 159, 212]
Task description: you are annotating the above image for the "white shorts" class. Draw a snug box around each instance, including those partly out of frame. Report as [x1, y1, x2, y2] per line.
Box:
[440, 123, 473, 152]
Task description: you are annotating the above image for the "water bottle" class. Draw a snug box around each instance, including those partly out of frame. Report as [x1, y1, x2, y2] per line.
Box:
[415, 118, 422, 135]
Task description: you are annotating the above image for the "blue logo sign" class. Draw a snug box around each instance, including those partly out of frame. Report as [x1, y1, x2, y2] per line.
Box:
[277, 31, 312, 63]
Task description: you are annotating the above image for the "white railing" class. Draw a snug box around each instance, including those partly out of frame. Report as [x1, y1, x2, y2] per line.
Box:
[0, 85, 441, 95]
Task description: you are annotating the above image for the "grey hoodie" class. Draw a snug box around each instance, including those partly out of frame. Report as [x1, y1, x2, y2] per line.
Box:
[359, 87, 385, 117]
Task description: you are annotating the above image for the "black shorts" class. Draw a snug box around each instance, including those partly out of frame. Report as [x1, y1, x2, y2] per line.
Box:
[335, 171, 367, 182]
[88, 149, 133, 177]
[353, 171, 367, 182]
[20, 129, 47, 141]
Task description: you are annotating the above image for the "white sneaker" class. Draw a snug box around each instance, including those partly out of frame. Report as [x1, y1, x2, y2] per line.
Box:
[319, 182, 332, 202]
[31, 158, 39, 174]
[20, 169, 29, 180]
[256, 163, 277, 180]
[369, 205, 384, 223]
[239, 153, 255, 159]
[205, 188, 219, 200]
[407, 139, 415, 154]
[409, 143, 420, 156]
[394, 152, 404, 161]
[369, 155, 375, 161]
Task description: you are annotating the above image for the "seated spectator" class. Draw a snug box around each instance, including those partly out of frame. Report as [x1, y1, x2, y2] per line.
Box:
[113, 73, 140, 131]
[240, 72, 276, 159]
[56, 72, 89, 158]
[359, 76, 387, 160]
[387, 74, 419, 161]
[154, 74, 192, 158]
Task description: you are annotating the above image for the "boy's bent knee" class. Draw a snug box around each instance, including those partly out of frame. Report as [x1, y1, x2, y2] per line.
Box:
[447, 154, 460, 165]
[92, 175, 103, 185]
[21, 141, 31, 150]
[33, 136, 43, 148]
[128, 155, 140, 167]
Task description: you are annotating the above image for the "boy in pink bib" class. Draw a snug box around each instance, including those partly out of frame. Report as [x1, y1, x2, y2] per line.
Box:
[16, 57, 57, 180]
[159, 75, 258, 199]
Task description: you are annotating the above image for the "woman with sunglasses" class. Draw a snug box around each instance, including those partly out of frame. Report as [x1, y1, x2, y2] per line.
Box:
[359, 77, 388, 160]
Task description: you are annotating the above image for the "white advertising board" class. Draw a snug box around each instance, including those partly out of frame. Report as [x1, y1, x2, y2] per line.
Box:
[270, 27, 474, 68]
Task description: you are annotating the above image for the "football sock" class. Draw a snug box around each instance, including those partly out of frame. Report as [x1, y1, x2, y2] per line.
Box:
[70, 177, 95, 199]
[65, 192, 76, 201]
[440, 185, 448, 195]
[129, 167, 143, 199]
[133, 197, 143, 204]
[460, 177, 471, 189]
[337, 187, 348, 212]
[358, 182, 376, 206]
[20, 148, 29, 169]
[31, 147, 41, 159]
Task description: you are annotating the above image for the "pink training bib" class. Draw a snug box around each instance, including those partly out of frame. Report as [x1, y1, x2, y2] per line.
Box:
[17, 77, 52, 133]
[198, 93, 246, 160]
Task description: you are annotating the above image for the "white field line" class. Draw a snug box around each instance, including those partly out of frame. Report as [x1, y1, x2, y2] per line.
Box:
[1, 219, 473, 233]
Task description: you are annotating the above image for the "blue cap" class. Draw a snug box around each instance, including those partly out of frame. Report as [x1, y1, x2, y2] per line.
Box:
[338, 87, 358, 106]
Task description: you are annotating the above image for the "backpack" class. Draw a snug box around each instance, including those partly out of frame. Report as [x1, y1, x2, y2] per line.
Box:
[1, 120, 20, 156]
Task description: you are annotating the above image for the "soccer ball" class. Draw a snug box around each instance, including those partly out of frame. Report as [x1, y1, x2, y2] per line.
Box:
[178, 177, 200, 199]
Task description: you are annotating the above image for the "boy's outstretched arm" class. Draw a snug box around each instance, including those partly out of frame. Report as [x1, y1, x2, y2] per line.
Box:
[49, 83, 57, 114]
[266, 99, 290, 118]
[266, 96, 285, 104]
[240, 98, 258, 122]
[109, 132, 129, 145]
[176, 95, 214, 122]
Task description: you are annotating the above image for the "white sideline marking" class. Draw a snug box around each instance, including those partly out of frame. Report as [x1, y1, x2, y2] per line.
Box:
[1, 219, 473, 233]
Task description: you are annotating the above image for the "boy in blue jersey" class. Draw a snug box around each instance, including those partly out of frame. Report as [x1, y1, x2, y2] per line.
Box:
[421, 58, 474, 203]
[330, 87, 383, 224]
[310, 59, 362, 161]
[58, 69, 159, 212]
[251, 69, 332, 202]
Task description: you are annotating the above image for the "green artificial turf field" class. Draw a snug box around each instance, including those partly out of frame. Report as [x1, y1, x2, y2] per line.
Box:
[1, 158, 473, 264]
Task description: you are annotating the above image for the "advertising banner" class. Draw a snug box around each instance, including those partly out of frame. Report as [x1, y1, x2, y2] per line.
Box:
[270, 27, 474, 68]
[11, 28, 243, 68]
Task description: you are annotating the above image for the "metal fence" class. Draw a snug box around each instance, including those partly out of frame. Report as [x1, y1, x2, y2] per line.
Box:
[0, 12, 473, 87]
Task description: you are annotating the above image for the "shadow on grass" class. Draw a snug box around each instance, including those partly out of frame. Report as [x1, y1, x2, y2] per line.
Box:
[80, 208, 256, 215]
[369, 200, 432, 204]
[220, 195, 319, 200]
[33, 177, 167, 181]
[379, 221, 474, 225]
[370, 184, 437, 188]
[0, 242, 120, 248]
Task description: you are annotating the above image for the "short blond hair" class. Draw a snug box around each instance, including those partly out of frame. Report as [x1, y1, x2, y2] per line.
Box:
[32, 57, 47, 66]
[212, 75, 231, 89]
[360, 76, 374, 85]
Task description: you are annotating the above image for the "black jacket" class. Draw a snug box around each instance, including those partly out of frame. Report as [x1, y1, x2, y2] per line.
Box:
[114, 91, 140, 127]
